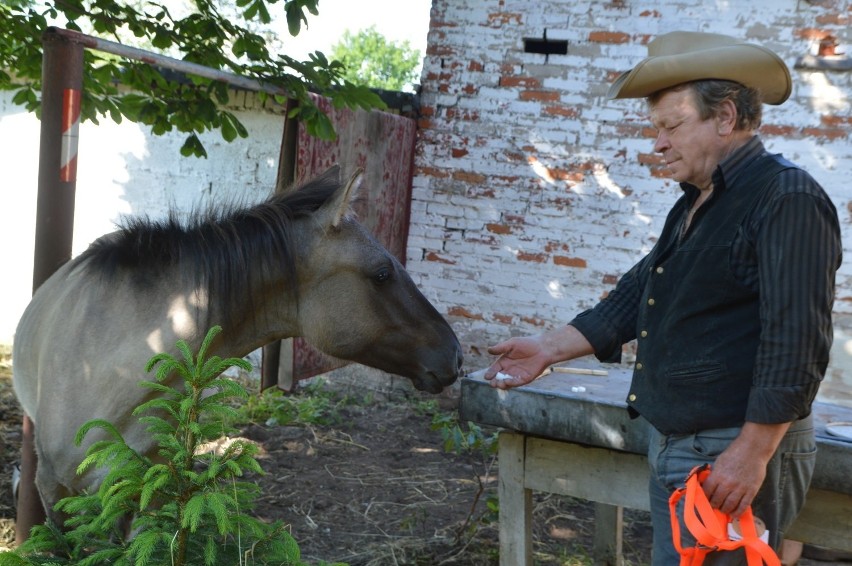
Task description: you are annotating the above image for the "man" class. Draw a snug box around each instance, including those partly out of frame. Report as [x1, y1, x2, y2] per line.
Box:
[484, 32, 841, 564]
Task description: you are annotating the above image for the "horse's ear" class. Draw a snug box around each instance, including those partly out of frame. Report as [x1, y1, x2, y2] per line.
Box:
[323, 167, 363, 228]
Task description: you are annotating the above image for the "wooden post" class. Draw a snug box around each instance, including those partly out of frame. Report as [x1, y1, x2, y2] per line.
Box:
[17, 28, 85, 544]
[261, 98, 299, 392]
[593, 503, 625, 566]
[499, 431, 533, 566]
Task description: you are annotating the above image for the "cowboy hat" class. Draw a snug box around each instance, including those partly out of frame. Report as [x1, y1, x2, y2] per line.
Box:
[607, 31, 792, 105]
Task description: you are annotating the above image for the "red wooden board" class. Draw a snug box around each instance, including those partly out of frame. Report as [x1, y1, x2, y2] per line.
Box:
[287, 95, 418, 384]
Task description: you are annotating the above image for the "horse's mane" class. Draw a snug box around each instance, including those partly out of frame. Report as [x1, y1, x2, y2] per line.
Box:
[77, 172, 342, 325]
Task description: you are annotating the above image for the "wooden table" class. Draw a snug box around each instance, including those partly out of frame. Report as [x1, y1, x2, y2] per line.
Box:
[459, 367, 852, 565]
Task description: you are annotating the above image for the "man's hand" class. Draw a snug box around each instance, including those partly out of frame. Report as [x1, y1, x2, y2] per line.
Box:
[484, 335, 551, 389]
[483, 325, 594, 389]
[702, 421, 792, 516]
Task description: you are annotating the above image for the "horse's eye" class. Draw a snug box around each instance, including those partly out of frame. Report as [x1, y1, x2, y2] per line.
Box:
[373, 267, 391, 284]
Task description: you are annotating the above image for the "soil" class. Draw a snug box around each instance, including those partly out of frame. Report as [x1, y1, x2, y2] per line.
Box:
[0, 362, 652, 564]
[0, 362, 848, 565]
[228, 382, 657, 566]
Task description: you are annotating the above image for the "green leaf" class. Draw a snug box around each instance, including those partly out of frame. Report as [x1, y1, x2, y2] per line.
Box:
[305, 110, 337, 141]
[180, 134, 208, 158]
[207, 492, 231, 534]
[182, 493, 205, 532]
[0, 552, 30, 565]
[127, 529, 162, 566]
[285, 2, 303, 36]
[255, 1, 271, 24]
[75, 419, 125, 446]
[151, 28, 172, 50]
[203, 535, 217, 565]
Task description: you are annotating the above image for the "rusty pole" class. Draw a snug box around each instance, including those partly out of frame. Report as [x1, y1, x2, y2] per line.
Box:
[16, 28, 85, 544]
[261, 98, 300, 392]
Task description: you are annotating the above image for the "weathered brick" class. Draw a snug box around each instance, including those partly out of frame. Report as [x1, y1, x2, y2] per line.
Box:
[452, 170, 487, 184]
[517, 251, 548, 263]
[499, 76, 542, 88]
[425, 251, 457, 264]
[802, 127, 848, 141]
[520, 315, 546, 327]
[487, 11, 523, 25]
[637, 152, 664, 166]
[760, 124, 799, 137]
[407, 0, 852, 378]
[519, 90, 561, 102]
[486, 223, 512, 235]
[448, 306, 484, 320]
[543, 104, 580, 118]
[588, 31, 631, 44]
[553, 256, 588, 268]
[821, 115, 852, 128]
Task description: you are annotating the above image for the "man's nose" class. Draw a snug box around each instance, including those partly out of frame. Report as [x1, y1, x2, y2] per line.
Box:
[654, 131, 670, 153]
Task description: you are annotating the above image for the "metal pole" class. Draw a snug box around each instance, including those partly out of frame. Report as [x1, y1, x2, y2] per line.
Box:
[47, 27, 289, 97]
[17, 27, 85, 544]
[31, 29, 84, 289]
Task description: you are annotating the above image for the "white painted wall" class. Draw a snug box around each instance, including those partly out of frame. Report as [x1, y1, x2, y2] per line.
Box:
[1, 91, 285, 348]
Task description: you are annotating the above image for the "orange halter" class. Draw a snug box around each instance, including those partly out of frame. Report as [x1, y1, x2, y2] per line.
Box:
[668, 465, 781, 566]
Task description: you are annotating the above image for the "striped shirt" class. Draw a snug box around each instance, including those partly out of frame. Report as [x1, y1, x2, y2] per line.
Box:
[571, 136, 842, 424]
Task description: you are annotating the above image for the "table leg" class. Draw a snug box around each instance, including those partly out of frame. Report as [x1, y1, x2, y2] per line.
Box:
[593, 502, 624, 566]
[499, 431, 532, 566]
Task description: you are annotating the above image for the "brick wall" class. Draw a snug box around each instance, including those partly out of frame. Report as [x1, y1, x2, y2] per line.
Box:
[408, 0, 852, 402]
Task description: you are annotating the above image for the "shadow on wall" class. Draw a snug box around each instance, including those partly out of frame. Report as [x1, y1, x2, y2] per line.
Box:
[0, 90, 285, 350]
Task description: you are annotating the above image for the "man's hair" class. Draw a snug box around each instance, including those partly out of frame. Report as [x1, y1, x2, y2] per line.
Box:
[649, 80, 763, 131]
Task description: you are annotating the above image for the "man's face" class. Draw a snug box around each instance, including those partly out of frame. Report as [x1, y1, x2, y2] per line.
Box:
[649, 88, 728, 190]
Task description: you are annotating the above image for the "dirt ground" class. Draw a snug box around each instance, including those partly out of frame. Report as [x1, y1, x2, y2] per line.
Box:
[0, 361, 653, 564]
[0, 361, 848, 565]
[231, 388, 656, 565]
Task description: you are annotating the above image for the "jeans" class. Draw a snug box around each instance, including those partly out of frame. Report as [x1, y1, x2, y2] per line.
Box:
[647, 416, 816, 565]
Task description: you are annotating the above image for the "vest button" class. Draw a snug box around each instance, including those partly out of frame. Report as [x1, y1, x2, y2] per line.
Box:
[656, 266, 664, 274]
[640, 330, 648, 338]
[628, 393, 637, 402]
[636, 362, 643, 370]
[647, 298, 655, 306]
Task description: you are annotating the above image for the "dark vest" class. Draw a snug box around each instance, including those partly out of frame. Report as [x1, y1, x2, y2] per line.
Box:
[628, 153, 795, 435]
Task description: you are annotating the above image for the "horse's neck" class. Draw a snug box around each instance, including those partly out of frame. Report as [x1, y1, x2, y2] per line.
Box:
[197, 272, 302, 358]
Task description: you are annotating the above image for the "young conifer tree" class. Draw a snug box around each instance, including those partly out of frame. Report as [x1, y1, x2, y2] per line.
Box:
[1, 326, 341, 566]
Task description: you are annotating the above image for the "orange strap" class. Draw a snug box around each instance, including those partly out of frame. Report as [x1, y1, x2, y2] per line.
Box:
[668, 465, 781, 566]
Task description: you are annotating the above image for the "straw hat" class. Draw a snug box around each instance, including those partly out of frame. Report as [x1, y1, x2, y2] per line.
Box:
[607, 31, 792, 105]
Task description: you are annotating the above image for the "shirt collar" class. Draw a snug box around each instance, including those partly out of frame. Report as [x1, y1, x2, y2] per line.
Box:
[679, 135, 766, 202]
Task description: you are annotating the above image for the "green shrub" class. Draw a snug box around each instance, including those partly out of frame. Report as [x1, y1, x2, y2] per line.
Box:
[0, 326, 345, 566]
[430, 411, 500, 540]
[226, 379, 341, 428]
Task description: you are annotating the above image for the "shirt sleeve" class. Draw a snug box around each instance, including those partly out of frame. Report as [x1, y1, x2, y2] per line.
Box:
[570, 254, 650, 363]
[747, 169, 842, 424]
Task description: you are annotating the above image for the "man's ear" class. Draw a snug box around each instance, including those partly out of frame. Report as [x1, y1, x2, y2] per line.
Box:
[716, 99, 738, 135]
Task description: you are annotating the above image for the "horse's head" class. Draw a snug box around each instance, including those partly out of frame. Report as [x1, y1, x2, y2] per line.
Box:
[292, 167, 463, 393]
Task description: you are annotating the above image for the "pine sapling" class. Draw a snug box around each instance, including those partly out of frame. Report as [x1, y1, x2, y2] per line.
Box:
[2, 326, 325, 566]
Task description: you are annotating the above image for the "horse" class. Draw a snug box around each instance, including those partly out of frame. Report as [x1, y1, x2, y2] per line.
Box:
[12, 164, 463, 525]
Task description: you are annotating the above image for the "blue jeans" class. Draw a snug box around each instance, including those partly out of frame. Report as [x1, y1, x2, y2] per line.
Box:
[647, 416, 816, 565]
